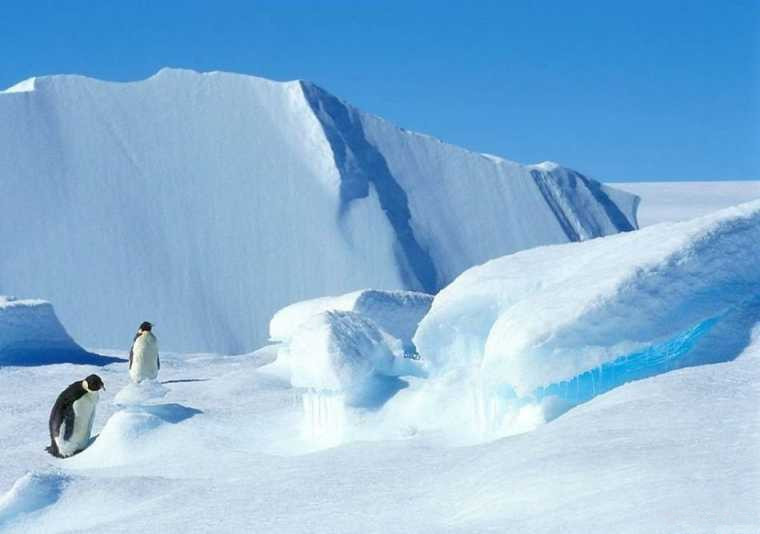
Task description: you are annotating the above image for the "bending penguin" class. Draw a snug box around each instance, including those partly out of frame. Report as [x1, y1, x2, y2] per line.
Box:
[47, 374, 105, 458]
[129, 321, 160, 383]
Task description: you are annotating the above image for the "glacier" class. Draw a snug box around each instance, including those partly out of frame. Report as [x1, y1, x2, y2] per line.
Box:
[0, 68, 637, 353]
[411, 200, 760, 434]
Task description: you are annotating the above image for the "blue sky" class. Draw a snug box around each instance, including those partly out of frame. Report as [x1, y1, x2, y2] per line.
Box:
[1, 1, 757, 181]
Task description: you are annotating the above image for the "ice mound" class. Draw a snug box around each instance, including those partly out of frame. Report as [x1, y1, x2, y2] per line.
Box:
[289, 311, 400, 392]
[0, 296, 118, 366]
[414, 200, 760, 429]
[112, 380, 169, 406]
[274, 298, 428, 443]
[270, 289, 432, 351]
[0, 472, 68, 528]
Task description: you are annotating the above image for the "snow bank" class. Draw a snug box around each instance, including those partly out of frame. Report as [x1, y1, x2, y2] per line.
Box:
[0, 296, 114, 365]
[0, 68, 637, 353]
[414, 200, 760, 424]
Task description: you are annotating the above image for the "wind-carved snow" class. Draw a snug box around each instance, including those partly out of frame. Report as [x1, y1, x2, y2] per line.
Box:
[0, 68, 637, 353]
[412, 200, 760, 437]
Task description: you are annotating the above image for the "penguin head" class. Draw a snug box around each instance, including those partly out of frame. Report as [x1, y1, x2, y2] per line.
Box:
[139, 321, 153, 333]
[83, 374, 105, 392]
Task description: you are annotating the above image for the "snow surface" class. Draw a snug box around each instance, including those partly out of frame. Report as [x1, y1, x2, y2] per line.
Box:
[0, 332, 757, 532]
[0, 296, 118, 366]
[413, 200, 760, 432]
[616, 180, 760, 226]
[0, 68, 637, 353]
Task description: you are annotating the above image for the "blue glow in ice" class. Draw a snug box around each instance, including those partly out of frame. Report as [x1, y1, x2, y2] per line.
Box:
[533, 315, 720, 406]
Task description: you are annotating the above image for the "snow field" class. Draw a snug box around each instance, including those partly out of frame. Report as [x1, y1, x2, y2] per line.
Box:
[0, 335, 756, 532]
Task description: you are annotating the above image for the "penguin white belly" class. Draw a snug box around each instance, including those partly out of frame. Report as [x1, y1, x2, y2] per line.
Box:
[130, 333, 159, 383]
[56, 392, 98, 457]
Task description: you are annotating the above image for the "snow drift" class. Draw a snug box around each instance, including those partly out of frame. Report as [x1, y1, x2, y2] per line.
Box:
[412, 200, 760, 433]
[0, 68, 637, 353]
[0, 296, 115, 366]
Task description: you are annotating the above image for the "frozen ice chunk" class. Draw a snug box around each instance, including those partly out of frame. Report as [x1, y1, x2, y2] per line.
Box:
[288, 310, 399, 392]
[270, 289, 433, 352]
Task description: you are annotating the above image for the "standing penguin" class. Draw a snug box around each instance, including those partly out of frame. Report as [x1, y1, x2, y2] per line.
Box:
[129, 321, 160, 383]
[46, 374, 105, 458]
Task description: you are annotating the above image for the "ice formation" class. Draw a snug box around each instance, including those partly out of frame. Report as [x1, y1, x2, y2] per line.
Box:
[270, 289, 432, 352]
[270, 289, 430, 441]
[413, 200, 760, 432]
[0, 296, 114, 365]
[0, 68, 637, 353]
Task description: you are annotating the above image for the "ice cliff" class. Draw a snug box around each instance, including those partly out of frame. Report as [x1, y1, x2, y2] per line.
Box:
[0, 68, 637, 352]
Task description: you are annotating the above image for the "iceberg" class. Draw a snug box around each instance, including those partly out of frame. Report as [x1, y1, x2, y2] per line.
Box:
[0, 69, 637, 353]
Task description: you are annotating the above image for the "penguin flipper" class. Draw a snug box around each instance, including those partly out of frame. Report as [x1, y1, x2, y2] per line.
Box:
[50, 400, 75, 442]
[61, 405, 75, 441]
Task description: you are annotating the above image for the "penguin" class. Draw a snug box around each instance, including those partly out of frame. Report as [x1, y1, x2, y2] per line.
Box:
[129, 321, 160, 383]
[46, 374, 105, 458]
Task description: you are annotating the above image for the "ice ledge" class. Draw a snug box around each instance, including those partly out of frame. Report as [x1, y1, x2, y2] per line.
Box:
[1, 68, 305, 95]
[1, 77, 36, 94]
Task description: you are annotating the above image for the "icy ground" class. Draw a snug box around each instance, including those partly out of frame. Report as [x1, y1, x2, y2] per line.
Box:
[0, 337, 757, 533]
[617, 181, 760, 226]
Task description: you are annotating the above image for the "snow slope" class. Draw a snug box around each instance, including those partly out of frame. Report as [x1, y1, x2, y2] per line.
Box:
[617, 180, 760, 226]
[0, 333, 756, 533]
[0, 68, 637, 353]
[413, 200, 760, 434]
[0, 296, 119, 366]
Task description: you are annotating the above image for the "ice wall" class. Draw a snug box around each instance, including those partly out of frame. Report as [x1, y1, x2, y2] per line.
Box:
[0, 69, 637, 353]
[0, 296, 110, 365]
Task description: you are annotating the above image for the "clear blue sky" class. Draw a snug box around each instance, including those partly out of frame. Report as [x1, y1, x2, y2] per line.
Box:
[2, 1, 757, 181]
